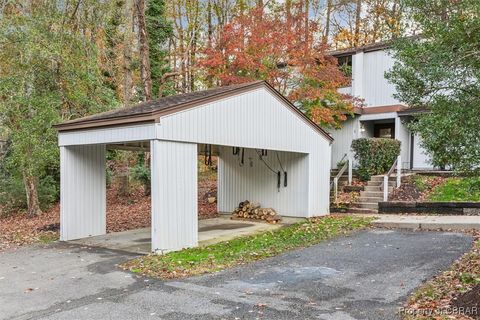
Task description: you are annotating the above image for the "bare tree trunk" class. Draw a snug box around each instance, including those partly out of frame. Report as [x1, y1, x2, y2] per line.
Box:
[23, 172, 42, 217]
[354, 0, 362, 47]
[323, 0, 332, 44]
[135, 0, 152, 101]
[123, 0, 134, 107]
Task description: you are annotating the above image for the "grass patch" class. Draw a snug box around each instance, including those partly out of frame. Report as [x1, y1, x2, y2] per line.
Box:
[428, 176, 480, 202]
[121, 215, 372, 279]
[37, 231, 59, 244]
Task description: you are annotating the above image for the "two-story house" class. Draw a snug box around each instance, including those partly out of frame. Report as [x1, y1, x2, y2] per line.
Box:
[328, 41, 433, 171]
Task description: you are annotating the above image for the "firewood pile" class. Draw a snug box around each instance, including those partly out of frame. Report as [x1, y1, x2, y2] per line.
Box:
[231, 200, 281, 224]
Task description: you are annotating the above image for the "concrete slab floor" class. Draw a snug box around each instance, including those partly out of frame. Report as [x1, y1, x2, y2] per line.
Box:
[69, 215, 304, 254]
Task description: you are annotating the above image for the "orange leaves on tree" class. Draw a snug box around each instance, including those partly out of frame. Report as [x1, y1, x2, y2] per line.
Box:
[198, 4, 353, 128]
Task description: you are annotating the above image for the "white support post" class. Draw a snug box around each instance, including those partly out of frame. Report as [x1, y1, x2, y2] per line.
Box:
[348, 156, 353, 185]
[150, 139, 198, 254]
[334, 177, 339, 203]
[396, 155, 402, 188]
[60, 145, 106, 241]
[383, 175, 389, 202]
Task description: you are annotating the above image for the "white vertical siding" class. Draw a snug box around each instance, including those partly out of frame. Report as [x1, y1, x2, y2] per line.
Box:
[307, 148, 330, 217]
[150, 140, 198, 253]
[362, 51, 401, 107]
[155, 88, 330, 154]
[412, 134, 433, 169]
[217, 147, 309, 217]
[352, 51, 364, 99]
[60, 145, 106, 241]
[328, 116, 358, 169]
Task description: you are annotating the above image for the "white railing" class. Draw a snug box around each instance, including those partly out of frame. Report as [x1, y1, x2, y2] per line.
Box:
[382, 155, 402, 201]
[333, 156, 353, 203]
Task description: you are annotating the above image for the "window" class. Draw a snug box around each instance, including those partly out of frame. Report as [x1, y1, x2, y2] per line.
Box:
[337, 55, 352, 78]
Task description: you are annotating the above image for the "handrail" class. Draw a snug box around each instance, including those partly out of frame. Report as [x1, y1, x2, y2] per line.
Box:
[333, 155, 353, 203]
[330, 153, 348, 190]
[381, 155, 402, 201]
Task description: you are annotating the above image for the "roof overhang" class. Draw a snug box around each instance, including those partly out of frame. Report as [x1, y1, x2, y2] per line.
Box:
[347, 104, 408, 116]
[397, 107, 430, 116]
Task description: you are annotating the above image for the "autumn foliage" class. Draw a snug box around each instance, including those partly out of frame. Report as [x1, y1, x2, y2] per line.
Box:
[199, 4, 354, 128]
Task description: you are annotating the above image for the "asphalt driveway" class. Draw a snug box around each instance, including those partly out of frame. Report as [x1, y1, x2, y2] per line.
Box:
[0, 229, 473, 320]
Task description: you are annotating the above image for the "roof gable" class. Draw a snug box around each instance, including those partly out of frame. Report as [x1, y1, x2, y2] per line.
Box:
[55, 81, 333, 142]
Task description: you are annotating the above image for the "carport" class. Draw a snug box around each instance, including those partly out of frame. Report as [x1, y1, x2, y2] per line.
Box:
[55, 81, 333, 253]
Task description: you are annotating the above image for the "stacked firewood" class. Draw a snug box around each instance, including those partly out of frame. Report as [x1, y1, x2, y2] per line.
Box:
[231, 200, 281, 224]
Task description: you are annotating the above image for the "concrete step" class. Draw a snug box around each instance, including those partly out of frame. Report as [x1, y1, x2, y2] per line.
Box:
[369, 175, 398, 182]
[361, 191, 384, 198]
[364, 185, 393, 192]
[367, 180, 396, 187]
[357, 202, 379, 209]
[330, 176, 350, 181]
[348, 207, 378, 214]
[359, 197, 383, 203]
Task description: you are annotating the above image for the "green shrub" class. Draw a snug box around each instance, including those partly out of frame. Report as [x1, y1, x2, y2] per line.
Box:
[130, 153, 150, 195]
[0, 173, 59, 215]
[351, 138, 401, 181]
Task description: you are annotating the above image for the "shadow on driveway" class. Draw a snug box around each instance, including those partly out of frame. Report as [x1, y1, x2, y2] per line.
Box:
[0, 229, 473, 320]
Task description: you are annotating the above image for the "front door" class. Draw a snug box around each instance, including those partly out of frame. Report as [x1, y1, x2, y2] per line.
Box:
[374, 123, 395, 139]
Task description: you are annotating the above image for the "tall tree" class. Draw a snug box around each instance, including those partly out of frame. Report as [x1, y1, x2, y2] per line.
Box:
[123, 0, 135, 107]
[0, 0, 117, 216]
[386, 0, 480, 173]
[135, 0, 153, 101]
[199, 3, 354, 128]
[353, 0, 362, 46]
[145, 0, 174, 98]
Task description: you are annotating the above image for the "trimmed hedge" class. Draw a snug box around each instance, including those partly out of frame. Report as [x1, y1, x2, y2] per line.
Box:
[351, 138, 401, 181]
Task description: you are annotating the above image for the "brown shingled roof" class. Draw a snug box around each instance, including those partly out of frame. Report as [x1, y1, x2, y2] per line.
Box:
[55, 81, 263, 129]
[54, 81, 333, 142]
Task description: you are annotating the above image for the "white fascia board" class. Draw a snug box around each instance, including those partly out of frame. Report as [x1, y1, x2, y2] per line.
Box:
[58, 123, 156, 146]
[359, 112, 398, 121]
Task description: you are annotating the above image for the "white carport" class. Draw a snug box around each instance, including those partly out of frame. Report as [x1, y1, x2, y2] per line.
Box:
[55, 81, 333, 253]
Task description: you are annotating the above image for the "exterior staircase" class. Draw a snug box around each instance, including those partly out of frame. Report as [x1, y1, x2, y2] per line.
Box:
[349, 175, 397, 213]
[329, 168, 351, 189]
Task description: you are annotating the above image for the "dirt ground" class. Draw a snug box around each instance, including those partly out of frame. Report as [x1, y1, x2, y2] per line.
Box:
[0, 177, 218, 252]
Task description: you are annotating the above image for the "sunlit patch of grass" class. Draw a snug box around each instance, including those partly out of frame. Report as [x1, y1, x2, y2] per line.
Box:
[428, 177, 480, 202]
[121, 215, 372, 279]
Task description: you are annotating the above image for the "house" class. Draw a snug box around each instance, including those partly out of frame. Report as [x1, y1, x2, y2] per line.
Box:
[55, 81, 333, 253]
[328, 41, 433, 171]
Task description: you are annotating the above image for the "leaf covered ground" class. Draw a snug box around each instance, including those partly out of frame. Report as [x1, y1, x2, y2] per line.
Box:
[0, 178, 218, 252]
[390, 175, 447, 202]
[121, 215, 372, 279]
[402, 231, 480, 320]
